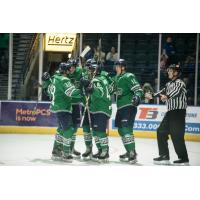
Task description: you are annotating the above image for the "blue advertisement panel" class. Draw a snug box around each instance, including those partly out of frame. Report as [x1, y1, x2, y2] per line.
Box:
[111, 104, 200, 135]
[0, 101, 57, 127]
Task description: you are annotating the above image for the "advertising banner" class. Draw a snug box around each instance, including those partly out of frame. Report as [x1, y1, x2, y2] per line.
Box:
[0, 101, 200, 135]
[111, 104, 200, 134]
[0, 101, 56, 127]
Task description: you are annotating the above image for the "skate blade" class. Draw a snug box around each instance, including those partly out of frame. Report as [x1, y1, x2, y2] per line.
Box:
[62, 158, 73, 163]
[98, 158, 109, 163]
[73, 155, 81, 160]
[82, 155, 93, 161]
[173, 162, 190, 166]
[51, 156, 62, 161]
[119, 158, 129, 162]
[153, 160, 171, 165]
[129, 159, 138, 164]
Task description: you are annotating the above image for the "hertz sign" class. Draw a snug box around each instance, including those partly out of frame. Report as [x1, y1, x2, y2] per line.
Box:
[44, 33, 76, 52]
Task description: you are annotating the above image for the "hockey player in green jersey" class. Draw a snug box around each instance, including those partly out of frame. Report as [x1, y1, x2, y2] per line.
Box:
[42, 72, 64, 161]
[67, 59, 95, 160]
[114, 59, 144, 164]
[66, 59, 83, 158]
[42, 62, 82, 162]
[81, 63, 112, 162]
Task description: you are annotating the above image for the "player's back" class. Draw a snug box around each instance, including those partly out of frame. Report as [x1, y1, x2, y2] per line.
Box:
[48, 74, 72, 113]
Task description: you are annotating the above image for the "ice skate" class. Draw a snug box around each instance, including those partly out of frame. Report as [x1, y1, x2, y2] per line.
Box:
[98, 150, 109, 163]
[82, 147, 93, 160]
[119, 152, 129, 162]
[128, 151, 138, 164]
[153, 155, 170, 165]
[62, 153, 73, 163]
[51, 149, 63, 161]
[91, 150, 102, 161]
[72, 149, 81, 159]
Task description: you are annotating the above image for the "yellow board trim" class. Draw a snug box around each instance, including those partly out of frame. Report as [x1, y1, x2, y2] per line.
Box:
[0, 126, 200, 142]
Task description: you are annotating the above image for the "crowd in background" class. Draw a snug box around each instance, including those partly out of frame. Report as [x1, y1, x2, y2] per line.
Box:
[0, 34, 199, 105]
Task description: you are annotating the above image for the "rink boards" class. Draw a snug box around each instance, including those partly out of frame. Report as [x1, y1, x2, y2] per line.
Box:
[0, 101, 200, 141]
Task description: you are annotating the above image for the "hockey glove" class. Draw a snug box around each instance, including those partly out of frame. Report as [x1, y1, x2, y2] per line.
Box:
[80, 77, 90, 88]
[85, 86, 94, 95]
[132, 96, 141, 107]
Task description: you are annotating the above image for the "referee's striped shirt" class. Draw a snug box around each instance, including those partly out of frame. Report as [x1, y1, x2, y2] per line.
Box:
[165, 78, 187, 111]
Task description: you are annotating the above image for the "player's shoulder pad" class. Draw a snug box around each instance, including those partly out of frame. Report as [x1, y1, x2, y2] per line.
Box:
[60, 76, 70, 82]
[126, 72, 135, 77]
[92, 77, 101, 83]
[101, 70, 109, 77]
[124, 72, 136, 79]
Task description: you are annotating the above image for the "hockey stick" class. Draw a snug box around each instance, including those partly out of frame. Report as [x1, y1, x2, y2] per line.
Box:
[153, 87, 166, 97]
[79, 45, 91, 68]
[145, 87, 166, 100]
[79, 63, 99, 128]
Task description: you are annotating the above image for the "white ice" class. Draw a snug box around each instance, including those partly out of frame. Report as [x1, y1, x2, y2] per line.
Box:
[0, 134, 200, 166]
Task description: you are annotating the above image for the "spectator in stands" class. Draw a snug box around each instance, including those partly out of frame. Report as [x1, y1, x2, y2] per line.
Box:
[160, 54, 169, 71]
[162, 36, 176, 65]
[142, 82, 154, 104]
[184, 55, 195, 73]
[93, 45, 105, 63]
[106, 47, 118, 63]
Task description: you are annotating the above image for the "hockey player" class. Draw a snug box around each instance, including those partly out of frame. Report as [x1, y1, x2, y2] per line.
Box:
[42, 62, 82, 162]
[81, 63, 112, 162]
[67, 59, 94, 160]
[66, 59, 83, 158]
[113, 59, 144, 164]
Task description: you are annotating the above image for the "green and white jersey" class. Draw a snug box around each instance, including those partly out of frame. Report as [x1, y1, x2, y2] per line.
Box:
[67, 66, 83, 88]
[114, 72, 144, 110]
[45, 74, 81, 113]
[100, 70, 115, 94]
[89, 75, 112, 117]
[67, 66, 83, 104]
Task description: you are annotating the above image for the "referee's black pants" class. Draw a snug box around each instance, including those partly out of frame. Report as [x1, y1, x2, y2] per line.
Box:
[157, 109, 189, 161]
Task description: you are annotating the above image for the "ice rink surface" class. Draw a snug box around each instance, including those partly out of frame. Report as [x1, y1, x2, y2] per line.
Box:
[0, 134, 200, 166]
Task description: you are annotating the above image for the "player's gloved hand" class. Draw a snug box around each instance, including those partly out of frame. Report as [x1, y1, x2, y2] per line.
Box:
[80, 77, 90, 88]
[42, 72, 51, 81]
[85, 86, 94, 95]
[132, 95, 141, 107]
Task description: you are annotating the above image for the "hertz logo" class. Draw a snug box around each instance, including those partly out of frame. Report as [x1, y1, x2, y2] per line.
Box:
[44, 33, 76, 52]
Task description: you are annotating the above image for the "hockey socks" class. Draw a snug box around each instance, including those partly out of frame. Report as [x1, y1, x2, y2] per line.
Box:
[93, 131, 109, 152]
[83, 125, 93, 148]
[118, 127, 135, 152]
[62, 127, 74, 154]
[52, 128, 63, 153]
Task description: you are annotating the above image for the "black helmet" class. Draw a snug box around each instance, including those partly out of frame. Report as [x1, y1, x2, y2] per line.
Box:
[88, 63, 102, 75]
[86, 59, 97, 67]
[42, 72, 51, 81]
[58, 62, 71, 74]
[114, 59, 127, 68]
[67, 59, 78, 67]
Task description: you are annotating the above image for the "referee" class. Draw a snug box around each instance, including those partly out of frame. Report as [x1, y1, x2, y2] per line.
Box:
[147, 64, 189, 165]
